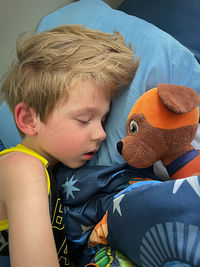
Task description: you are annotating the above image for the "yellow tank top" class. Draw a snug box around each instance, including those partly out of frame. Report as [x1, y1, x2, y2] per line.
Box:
[0, 144, 50, 231]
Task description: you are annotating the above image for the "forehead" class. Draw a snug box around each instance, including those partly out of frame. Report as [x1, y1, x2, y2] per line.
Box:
[71, 77, 116, 100]
[68, 79, 110, 102]
[55, 79, 111, 114]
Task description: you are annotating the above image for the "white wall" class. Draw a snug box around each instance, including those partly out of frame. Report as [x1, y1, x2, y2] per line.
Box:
[0, 0, 124, 102]
[0, 0, 74, 87]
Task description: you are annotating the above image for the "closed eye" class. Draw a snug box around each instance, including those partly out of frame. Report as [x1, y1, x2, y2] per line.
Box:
[76, 119, 90, 124]
[101, 112, 109, 128]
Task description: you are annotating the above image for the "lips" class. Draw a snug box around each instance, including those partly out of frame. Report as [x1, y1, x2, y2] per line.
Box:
[83, 150, 97, 160]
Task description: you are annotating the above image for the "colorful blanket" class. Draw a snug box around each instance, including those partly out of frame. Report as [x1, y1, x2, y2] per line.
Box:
[54, 164, 200, 266]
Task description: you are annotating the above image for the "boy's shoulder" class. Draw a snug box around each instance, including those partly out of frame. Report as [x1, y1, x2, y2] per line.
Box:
[0, 150, 44, 171]
[0, 151, 47, 191]
[0, 150, 49, 210]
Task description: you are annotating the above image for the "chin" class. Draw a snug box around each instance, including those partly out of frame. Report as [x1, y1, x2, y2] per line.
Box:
[67, 160, 87, 169]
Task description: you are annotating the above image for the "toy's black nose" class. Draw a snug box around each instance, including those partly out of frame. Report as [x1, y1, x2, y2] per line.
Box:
[117, 141, 123, 155]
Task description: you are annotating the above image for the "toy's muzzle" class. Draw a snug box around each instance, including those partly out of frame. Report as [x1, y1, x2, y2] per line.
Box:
[117, 141, 123, 155]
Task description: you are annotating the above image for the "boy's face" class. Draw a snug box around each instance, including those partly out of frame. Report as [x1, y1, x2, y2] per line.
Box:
[35, 79, 111, 168]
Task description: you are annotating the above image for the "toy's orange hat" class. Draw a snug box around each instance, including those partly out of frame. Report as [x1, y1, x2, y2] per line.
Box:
[129, 84, 200, 129]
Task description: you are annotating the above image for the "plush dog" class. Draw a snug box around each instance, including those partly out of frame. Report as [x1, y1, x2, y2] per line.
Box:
[117, 84, 200, 179]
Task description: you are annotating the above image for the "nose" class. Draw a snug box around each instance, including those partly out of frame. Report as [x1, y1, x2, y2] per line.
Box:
[117, 141, 123, 155]
[91, 124, 106, 142]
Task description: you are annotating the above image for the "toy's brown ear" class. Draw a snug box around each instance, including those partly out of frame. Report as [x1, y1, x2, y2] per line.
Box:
[158, 84, 200, 114]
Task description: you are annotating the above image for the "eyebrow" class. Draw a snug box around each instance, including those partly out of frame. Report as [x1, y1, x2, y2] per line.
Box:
[70, 107, 110, 116]
[70, 107, 110, 119]
[72, 107, 97, 114]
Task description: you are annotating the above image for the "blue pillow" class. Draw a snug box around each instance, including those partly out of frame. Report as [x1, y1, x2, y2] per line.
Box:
[0, 102, 21, 148]
[38, 0, 200, 167]
[0, 140, 5, 151]
[1, 0, 200, 169]
[118, 0, 200, 64]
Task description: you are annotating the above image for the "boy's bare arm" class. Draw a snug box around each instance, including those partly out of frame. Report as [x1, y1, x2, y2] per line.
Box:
[0, 152, 59, 267]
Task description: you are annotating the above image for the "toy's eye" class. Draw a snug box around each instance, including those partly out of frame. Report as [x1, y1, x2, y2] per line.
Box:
[129, 120, 138, 134]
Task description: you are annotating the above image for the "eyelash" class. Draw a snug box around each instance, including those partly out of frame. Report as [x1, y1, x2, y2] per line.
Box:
[101, 119, 106, 127]
[76, 115, 108, 126]
[77, 119, 90, 124]
[102, 115, 108, 126]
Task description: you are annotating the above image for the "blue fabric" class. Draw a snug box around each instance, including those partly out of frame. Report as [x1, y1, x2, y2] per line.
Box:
[0, 0, 200, 166]
[54, 163, 158, 266]
[55, 163, 157, 243]
[118, 0, 200, 63]
[0, 102, 21, 148]
[0, 256, 10, 267]
[107, 175, 200, 266]
[55, 161, 200, 266]
[0, 139, 5, 151]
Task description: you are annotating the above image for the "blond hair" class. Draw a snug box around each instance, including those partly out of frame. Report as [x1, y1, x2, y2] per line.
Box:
[1, 24, 139, 127]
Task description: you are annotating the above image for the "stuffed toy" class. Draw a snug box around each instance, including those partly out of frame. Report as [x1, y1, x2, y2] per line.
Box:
[86, 84, 200, 267]
[117, 83, 200, 179]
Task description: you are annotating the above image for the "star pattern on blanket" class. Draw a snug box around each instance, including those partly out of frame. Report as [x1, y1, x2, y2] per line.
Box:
[62, 175, 80, 200]
[173, 176, 200, 197]
[113, 194, 125, 216]
[81, 224, 94, 235]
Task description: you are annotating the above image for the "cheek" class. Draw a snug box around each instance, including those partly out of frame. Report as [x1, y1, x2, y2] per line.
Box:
[41, 118, 89, 152]
[62, 133, 83, 148]
[56, 124, 87, 150]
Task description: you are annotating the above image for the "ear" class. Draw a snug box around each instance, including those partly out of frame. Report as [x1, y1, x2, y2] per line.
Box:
[158, 84, 200, 114]
[15, 103, 37, 136]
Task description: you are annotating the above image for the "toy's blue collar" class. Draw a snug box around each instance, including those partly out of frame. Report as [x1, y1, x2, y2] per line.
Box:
[166, 149, 200, 177]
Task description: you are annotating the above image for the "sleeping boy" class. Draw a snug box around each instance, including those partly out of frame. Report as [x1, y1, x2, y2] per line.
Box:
[0, 24, 138, 267]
